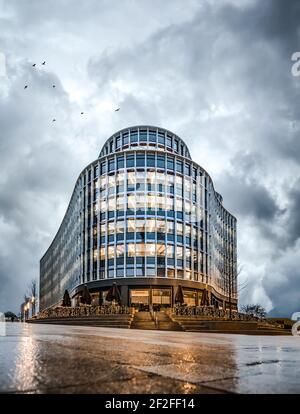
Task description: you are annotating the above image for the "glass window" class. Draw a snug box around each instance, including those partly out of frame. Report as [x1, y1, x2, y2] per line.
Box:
[126, 154, 134, 168]
[166, 135, 172, 148]
[123, 132, 129, 145]
[176, 160, 183, 173]
[146, 243, 156, 256]
[139, 130, 147, 142]
[156, 220, 165, 233]
[158, 132, 165, 145]
[146, 154, 155, 167]
[127, 195, 136, 210]
[136, 153, 145, 167]
[117, 156, 124, 169]
[127, 172, 135, 192]
[127, 244, 135, 257]
[108, 158, 115, 172]
[157, 155, 165, 169]
[174, 139, 179, 152]
[108, 246, 115, 259]
[116, 135, 121, 149]
[116, 245, 125, 257]
[116, 195, 124, 210]
[167, 269, 175, 278]
[167, 245, 174, 257]
[149, 130, 157, 142]
[157, 244, 165, 256]
[167, 157, 174, 170]
[185, 163, 191, 176]
[146, 218, 156, 232]
[130, 130, 138, 143]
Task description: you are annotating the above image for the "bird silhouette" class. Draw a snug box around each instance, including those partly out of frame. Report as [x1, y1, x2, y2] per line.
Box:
[42, 61, 46, 65]
[81, 112, 84, 115]
[115, 108, 120, 112]
[52, 118, 56, 122]
[24, 85, 28, 89]
[32, 63, 36, 67]
[52, 85, 56, 88]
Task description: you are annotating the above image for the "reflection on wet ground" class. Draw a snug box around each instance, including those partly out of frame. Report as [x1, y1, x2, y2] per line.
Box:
[0, 323, 299, 393]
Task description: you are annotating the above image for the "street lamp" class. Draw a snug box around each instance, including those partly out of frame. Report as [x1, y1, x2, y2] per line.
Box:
[31, 296, 35, 317]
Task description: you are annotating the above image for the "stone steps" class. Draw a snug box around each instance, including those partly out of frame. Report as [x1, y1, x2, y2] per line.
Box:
[28, 315, 133, 329]
[171, 316, 292, 335]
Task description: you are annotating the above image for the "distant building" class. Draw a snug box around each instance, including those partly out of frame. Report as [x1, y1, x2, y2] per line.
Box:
[40, 126, 237, 310]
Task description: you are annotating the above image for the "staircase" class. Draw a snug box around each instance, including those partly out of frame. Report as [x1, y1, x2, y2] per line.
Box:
[156, 311, 183, 331]
[130, 311, 157, 330]
[172, 315, 292, 335]
[130, 311, 182, 331]
[29, 314, 133, 329]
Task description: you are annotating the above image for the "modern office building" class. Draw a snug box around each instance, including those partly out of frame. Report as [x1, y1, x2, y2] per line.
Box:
[40, 126, 237, 311]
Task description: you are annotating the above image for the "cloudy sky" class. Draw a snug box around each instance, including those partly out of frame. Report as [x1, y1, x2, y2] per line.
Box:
[0, 0, 299, 316]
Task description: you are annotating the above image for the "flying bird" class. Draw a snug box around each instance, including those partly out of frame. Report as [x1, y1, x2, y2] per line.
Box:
[32, 63, 36, 67]
[52, 85, 56, 88]
[42, 61, 46, 65]
[24, 85, 28, 89]
[52, 118, 56, 122]
[81, 112, 84, 115]
[115, 107, 120, 112]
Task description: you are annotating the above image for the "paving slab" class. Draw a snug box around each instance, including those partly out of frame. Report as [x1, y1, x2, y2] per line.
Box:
[0, 323, 299, 394]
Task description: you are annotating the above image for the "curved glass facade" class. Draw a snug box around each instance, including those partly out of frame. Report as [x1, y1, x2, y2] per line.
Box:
[40, 126, 237, 311]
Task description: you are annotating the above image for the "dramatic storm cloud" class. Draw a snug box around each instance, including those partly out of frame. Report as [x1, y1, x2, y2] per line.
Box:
[0, 0, 299, 316]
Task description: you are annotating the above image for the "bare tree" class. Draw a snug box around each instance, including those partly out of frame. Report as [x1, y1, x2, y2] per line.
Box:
[241, 304, 266, 319]
[226, 262, 242, 319]
[28, 279, 37, 316]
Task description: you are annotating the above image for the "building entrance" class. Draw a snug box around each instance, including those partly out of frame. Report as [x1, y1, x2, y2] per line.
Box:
[130, 288, 172, 310]
[130, 289, 149, 310]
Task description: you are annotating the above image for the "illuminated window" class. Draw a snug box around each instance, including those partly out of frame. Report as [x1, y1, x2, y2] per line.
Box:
[100, 247, 106, 260]
[167, 245, 174, 257]
[176, 198, 183, 212]
[146, 218, 156, 232]
[127, 244, 135, 257]
[177, 246, 183, 259]
[146, 243, 156, 256]
[127, 195, 135, 209]
[116, 245, 125, 257]
[108, 222, 115, 235]
[116, 196, 124, 210]
[147, 195, 156, 209]
[116, 221, 124, 233]
[157, 244, 165, 256]
[127, 219, 135, 232]
[108, 246, 114, 259]
[156, 220, 165, 233]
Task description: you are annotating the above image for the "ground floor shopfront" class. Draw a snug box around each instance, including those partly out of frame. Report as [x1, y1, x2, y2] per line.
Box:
[72, 278, 237, 311]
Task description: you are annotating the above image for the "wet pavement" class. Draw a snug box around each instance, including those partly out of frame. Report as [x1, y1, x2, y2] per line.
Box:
[0, 322, 300, 394]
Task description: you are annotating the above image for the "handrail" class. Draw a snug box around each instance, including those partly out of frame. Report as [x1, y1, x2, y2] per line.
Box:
[149, 307, 158, 328]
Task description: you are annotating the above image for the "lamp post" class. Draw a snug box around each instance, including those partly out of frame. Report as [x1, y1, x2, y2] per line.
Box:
[31, 296, 35, 317]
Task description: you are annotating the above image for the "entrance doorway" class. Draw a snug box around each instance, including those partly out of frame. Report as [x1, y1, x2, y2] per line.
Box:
[130, 289, 149, 310]
[152, 289, 171, 310]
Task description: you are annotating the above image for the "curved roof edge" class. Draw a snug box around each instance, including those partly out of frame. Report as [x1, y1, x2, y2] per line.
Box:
[98, 125, 192, 160]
